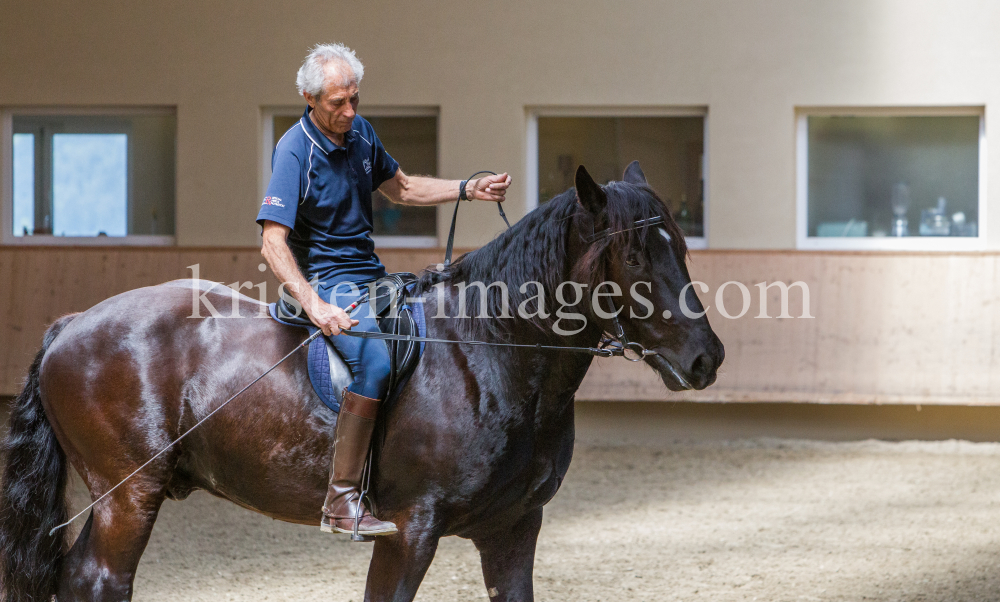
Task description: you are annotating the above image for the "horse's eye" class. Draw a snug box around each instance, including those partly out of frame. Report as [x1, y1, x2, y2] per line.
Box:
[626, 255, 640, 268]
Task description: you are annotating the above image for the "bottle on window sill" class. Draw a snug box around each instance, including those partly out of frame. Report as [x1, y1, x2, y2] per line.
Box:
[950, 211, 978, 237]
[919, 197, 951, 236]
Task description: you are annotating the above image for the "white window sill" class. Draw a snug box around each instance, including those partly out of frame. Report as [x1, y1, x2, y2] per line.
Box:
[2, 235, 175, 246]
[685, 236, 707, 250]
[797, 236, 985, 252]
[372, 235, 438, 249]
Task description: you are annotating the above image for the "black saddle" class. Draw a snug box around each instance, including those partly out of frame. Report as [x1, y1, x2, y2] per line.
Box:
[276, 272, 421, 406]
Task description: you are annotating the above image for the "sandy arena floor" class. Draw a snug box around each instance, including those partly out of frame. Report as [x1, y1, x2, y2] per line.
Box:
[58, 439, 1000, 602]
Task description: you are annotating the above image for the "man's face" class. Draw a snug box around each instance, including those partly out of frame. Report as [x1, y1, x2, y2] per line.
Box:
[304, 63, 359, 139]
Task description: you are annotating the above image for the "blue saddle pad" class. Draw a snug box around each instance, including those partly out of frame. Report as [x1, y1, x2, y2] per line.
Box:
[267, 289, 426, 413]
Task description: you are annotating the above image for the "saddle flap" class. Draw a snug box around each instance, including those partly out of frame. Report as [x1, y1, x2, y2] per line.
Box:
[276, 296, 313, 326]
[379, 304, 420, 396]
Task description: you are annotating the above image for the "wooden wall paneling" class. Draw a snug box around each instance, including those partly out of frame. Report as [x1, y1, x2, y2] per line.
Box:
[6, 248, 1000, 405]
[0, 250, 22, 391]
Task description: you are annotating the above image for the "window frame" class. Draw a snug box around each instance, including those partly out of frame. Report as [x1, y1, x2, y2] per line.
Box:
[1, 106, 176, 246]
[526, 106, 709, 250]
[260, 105, 440, 249]
[795, 106, 987, 251]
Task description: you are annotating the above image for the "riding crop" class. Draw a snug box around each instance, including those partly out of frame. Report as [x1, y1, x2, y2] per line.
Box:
[48, 293, 370, 536]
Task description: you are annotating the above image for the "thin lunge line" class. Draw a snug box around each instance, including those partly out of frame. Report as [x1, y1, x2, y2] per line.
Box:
[48, 328, 322, 536]
[48, 293, 372, 536]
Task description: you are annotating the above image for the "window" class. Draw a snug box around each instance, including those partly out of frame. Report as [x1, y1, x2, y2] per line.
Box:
[797, 108, 985, 250]
[263, 107, 438, 247]
[528, 108, 707, 247]
[3, 109, 176, 244]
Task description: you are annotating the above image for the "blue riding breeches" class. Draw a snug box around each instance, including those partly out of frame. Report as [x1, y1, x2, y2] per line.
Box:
[322, 283, 391, 401]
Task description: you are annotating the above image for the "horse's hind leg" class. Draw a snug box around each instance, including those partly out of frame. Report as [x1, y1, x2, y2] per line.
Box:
[58, 486, 164, 602]
[471, 508, 543, 602]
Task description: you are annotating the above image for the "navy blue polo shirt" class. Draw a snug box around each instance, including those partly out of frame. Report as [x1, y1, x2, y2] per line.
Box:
[257, 108, 398, 292]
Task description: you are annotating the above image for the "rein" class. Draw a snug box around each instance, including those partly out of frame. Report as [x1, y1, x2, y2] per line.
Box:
[343, 209, 684, 372]
[444, 170, 511, 266]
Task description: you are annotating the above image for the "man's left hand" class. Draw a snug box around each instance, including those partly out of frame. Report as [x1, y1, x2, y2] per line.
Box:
[468, 173, 511, 203]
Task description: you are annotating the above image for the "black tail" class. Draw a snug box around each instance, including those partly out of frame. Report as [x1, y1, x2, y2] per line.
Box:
[0, 314, 78, 602]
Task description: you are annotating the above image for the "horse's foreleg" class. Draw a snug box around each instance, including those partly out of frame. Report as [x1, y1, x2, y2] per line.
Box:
[364, 521, 440, 602]
[472, 508, 543, 602]
[57, 486, 164, 602]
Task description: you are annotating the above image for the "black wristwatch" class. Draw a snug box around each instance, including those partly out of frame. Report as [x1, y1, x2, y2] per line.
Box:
[459, 179, 470, 201]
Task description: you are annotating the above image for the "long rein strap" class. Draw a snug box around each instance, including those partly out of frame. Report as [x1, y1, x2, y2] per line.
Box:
[340, 328, 616, 357]
[402, 172, 611, 356]
[444, 170, 511, 266]
[430, 194, 670, 359]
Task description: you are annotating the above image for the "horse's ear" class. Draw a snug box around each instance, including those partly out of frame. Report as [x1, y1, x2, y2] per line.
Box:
[575, 165, 606, 216]
[623, 160, 647, 185]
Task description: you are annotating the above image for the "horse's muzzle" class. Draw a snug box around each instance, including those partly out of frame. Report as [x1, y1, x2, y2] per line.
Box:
[647, 345, 723, 392]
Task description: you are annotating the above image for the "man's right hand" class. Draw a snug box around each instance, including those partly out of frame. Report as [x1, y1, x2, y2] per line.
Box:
[305, 299, 359, 336]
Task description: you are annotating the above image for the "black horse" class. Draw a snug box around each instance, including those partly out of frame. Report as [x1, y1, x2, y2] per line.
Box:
[0, 163, 723, 602]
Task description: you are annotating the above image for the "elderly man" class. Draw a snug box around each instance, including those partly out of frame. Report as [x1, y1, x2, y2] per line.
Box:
[257, 43, 510, 538]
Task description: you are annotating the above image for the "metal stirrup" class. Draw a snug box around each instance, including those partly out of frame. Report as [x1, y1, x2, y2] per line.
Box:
[351, 450, 375, 542]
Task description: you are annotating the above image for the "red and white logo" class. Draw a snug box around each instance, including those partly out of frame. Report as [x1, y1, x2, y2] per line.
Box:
[262, 196, 285, 208]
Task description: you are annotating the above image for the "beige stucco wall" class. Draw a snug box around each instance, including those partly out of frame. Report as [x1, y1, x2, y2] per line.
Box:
[3, 0, 999, 248]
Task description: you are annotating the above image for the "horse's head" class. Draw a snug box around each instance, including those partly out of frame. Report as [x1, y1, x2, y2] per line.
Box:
[572, 161, 724, 391]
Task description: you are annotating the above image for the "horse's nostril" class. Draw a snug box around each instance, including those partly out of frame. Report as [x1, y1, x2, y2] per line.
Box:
[690, 354, 715, 379]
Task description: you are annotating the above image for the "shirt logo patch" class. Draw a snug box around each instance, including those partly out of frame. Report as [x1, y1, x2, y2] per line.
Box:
[262, 196, 285, 208]
[362, 158, 372, 174]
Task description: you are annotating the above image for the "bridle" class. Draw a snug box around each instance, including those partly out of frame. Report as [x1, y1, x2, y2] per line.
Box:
[355, 196, 689, 382]
[585, 215, 693, 388]
[587, 216, 664, 362]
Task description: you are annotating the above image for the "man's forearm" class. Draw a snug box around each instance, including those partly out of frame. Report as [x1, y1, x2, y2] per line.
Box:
[393, 174, 469, 207]
[261, 234, 324, 312]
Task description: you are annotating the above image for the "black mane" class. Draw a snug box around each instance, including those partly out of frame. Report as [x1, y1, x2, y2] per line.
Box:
[414, 180, 688, 341]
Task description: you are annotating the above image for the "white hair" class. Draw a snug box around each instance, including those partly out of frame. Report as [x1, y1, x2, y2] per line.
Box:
[295, 43, 365, 97]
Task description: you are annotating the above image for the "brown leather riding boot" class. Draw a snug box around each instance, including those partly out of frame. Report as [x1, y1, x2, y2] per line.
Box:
[320, 389, 398, 537]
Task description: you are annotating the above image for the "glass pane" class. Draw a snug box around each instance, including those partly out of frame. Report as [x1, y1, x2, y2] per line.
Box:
[52, 133, 127, 237]
[538, 116, 705, 237]
[12, 133, 34, 236]
[274, 115, 300, 143]
[272, 113, 437, 237]
[366, 116, 437, 237]
[807, 116, 980, 238]
[127, 114, 176, 235]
